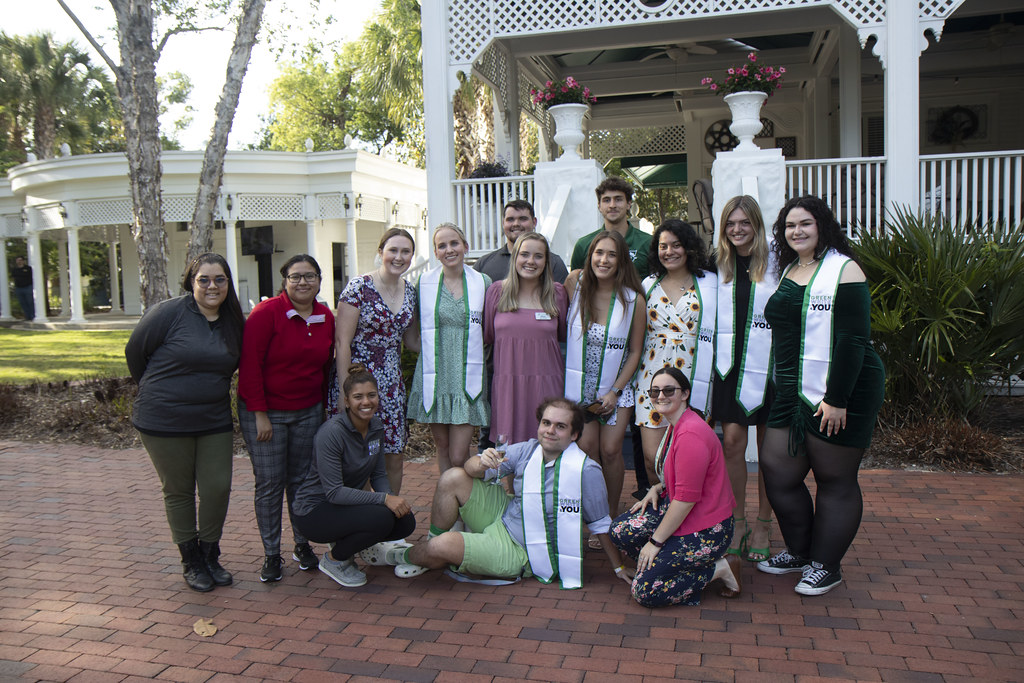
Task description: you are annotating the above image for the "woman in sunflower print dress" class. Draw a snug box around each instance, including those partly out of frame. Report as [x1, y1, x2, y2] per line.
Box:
[635, 220, 717, 487]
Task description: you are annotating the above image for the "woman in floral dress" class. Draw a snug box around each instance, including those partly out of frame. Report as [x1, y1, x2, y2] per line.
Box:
[635, 220, 717, 486]
[331, 228, 419, 493]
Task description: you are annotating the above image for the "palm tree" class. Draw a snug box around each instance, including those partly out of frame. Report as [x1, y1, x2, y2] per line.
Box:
[0, 32, 116, 160]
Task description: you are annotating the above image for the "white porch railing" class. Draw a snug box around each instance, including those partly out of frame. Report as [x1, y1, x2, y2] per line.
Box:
[785, 157, 887, 236]
[920, 150, 1024, 229]
[453, 176, 534, 253]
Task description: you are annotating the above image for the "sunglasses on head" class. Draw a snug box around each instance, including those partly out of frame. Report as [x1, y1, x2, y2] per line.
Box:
[648, 386, 682, 398]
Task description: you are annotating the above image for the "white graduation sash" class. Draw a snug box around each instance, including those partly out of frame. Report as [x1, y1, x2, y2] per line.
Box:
[521, 442, 586, 589]
[418, 265, 486, 414]
[715, 256, 778, 415]
[565, 288, 636, 403]
[784, 249, 850, 408]
[644, 273, 717, 414]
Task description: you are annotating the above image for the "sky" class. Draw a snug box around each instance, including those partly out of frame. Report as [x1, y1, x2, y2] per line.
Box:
[5, 0, 382, 151]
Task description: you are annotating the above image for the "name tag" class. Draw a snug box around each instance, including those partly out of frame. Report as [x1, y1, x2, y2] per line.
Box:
[535, 312, 551, 321]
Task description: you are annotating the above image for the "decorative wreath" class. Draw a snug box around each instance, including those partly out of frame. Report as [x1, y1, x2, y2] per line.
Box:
[930, 105, 980, 145]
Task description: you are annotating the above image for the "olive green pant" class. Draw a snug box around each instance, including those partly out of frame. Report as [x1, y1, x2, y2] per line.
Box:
[140, 431, 233, 545]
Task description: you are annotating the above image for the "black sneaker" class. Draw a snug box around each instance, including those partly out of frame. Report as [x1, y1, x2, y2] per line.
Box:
[292, 543, 318, 571]
[794, 562, 842, 595]
[260, 554, 283, 582]
[757, 549, 809, 575]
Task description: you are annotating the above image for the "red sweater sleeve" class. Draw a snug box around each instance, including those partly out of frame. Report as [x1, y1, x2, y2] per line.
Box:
[237, 297, 279, 412]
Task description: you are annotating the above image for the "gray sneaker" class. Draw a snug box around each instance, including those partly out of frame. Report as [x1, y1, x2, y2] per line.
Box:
[318, 553, 367, 587]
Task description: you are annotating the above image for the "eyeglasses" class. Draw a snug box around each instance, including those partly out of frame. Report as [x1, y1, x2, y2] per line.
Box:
[648, 386, 682, 398]
[286, 272, 320, 283]
[195, 276, 227, 288]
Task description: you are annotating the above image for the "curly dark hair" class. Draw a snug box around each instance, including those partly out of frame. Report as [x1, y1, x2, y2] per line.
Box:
[648, 219, 707, 279]
[771, 195, 856, 277]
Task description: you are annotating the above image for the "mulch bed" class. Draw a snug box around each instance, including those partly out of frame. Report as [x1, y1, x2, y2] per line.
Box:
[1, 378, 1021, 473]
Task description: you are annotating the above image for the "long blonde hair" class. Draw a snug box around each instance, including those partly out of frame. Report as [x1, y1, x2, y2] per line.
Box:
[497, 232, 559, 317]
[715, 195, 769, 283]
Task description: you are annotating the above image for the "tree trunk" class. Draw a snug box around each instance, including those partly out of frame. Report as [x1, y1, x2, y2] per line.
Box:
[34, 104, 56, 159]
[186, 0, 267, 263]
[111, 0, 170, 309]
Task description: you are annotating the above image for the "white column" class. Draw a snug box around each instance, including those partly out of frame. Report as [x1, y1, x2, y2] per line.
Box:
[57, 238, 70, 316]
[838, 26, 862, 158]
[305, 219, 318, 262]
[810, 77, 830, 159]
[27, 231, 47, 322]
[0, 239, 11, 321]
[422, 0, 456, 227]
[119, 225, 142, 315]
[67, 228, 86, 323]
[225, 219, 240, 294]
[107, 240, 122, 314]
[506, 57, 521, 171]
[346, 216, 358, 281]
[883, 1, 921, 209]
[493, 92, 514, 170]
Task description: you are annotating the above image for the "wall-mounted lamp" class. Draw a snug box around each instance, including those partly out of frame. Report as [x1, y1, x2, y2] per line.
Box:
[392, 202, 400, 218]
[20, 208, 28, 227]
[225, 194, 233, 213]
[58, 203, 68, 219]
[355, 194, 363, 210]
[421, 208, 428, 227]
[343, 194, 350, 211]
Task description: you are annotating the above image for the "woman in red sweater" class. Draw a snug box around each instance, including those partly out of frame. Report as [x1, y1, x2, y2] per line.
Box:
[611, 367, 741, 606]
[238, 255, 335, 583]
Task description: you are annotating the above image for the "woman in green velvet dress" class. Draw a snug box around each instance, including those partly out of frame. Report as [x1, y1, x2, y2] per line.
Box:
[755, 195, 884, 597]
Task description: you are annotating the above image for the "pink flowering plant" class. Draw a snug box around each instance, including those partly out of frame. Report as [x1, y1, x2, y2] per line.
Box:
[530, 76, 597, 109]
[701, 52, 785, 97]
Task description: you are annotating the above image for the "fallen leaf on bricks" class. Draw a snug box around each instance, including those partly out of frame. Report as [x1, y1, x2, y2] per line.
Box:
[193, 618, 217, 637]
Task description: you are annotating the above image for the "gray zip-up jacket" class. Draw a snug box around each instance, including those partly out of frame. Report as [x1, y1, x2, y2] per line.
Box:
[125, 295, 238, 435]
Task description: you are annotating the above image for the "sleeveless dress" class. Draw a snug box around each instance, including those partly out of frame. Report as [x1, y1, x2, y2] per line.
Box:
[407, 277, 491, 426]
[635, 281, 700, 428]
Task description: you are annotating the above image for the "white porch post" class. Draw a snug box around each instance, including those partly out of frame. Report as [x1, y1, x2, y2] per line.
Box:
[57, 237, 70, 316]
[305, 219, 318, 260]
[883, 0, 920, 209]
[27, 231, 47, 322]
[0, 239, 11, 321]
[107, 237, 122, 314]
[838, 25, 862, 157]
[346, 216, 358, 281]
[423, 0, 456, 227]
[119, 225, 142, 315]
[67, 227, 86, 323]
[225, 219, 240, 294]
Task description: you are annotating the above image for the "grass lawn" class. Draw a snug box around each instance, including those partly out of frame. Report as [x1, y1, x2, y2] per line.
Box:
[0, 329, 132, 384]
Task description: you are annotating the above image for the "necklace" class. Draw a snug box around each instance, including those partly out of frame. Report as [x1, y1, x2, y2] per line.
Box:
[795, 258, 819, 269]
[374, 271, 403, 304]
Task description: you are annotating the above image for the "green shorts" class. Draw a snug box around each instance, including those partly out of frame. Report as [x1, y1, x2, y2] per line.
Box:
[457, 479, 529, 579]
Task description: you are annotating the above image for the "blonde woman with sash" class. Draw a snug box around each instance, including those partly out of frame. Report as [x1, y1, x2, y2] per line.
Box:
[635, 220, 717, 487]
[712, 196, 778, 564]
[483, 232, 568, 445]
[408, 224, 491, 472]
[756, 196, 884, 596]
[564, 230, 645, 523]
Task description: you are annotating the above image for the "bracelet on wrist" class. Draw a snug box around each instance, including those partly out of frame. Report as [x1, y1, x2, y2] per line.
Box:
[649, 538, 665, 548]
[613, 565, 625, 574]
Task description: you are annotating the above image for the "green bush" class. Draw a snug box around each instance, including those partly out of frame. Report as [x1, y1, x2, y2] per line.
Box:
[856, 210, 1024, 424]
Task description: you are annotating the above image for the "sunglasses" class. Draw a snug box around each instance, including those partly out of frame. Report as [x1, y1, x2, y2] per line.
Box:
[648, 386, 682, 398]
[195, 276, 228, 288]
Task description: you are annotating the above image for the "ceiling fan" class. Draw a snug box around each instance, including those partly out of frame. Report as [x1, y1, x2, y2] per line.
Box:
[641, 42, 717, 63]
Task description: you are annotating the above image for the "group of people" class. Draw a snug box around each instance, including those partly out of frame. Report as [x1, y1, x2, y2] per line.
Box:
[125, 176, 883, 607]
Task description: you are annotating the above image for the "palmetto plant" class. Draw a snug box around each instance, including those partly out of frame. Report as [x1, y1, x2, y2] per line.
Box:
[856, 209, 1024, 424]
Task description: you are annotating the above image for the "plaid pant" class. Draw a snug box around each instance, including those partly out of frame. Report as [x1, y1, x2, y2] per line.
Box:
[239, 401, 323, 556]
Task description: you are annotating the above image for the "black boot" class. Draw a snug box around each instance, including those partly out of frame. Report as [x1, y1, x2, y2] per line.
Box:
[199, 540, 233, 586]
[177, 538, 214, 592]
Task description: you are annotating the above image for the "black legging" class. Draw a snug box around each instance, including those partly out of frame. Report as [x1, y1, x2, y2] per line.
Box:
[759, 427, 864, 567]
[294, 502, 416, 561]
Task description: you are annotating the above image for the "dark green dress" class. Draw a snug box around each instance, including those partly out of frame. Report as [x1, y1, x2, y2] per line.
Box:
[764, 279, 884, 452]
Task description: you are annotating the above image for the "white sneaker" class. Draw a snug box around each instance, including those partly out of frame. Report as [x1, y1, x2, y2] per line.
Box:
[319, 554, 367, 587]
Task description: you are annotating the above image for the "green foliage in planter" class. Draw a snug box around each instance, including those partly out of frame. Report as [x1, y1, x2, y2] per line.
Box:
[855, 210, 1024, 423]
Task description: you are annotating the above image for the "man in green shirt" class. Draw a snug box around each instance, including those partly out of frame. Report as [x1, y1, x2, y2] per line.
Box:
[570, 176, 651, 279]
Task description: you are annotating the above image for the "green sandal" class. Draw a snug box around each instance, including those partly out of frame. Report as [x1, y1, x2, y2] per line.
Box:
[726, 517, 749, 557]
[745, 517, 772, 562]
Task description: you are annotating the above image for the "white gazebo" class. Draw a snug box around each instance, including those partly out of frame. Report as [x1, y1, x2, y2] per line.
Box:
[2, 148, 428, 323]
[421, 0, 1024, 252]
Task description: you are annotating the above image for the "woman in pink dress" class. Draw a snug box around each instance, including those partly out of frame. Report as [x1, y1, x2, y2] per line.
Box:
[483, 232, 568, 444]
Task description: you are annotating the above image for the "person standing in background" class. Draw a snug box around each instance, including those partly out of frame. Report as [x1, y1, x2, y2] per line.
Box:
[11, 256, 35, 320]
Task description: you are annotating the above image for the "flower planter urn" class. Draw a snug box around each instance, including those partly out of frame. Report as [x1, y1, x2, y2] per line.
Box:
[723, 91, 768, 153]
[549, 103, 590, 161]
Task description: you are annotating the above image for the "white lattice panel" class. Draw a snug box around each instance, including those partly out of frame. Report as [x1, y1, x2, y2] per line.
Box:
[318, 194, 345, 219]
[162, 195, 195, 222]
[238, 194, 305, 221]
[35, 205, 65, 230]
[359, 196, 388, 222]
[450, 1, 887, 64]
[589, 126, 687, 164]
[79, 199, 133, 226]
[2, 214, 23, 237]
[919, 0, 966, 18]
[393, 203, 424, 228]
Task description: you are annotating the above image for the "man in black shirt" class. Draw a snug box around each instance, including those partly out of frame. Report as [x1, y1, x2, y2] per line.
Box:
[11, 256, 35, 320]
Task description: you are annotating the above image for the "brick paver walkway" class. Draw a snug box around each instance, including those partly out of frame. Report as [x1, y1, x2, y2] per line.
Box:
[1, 440, 1022, 682]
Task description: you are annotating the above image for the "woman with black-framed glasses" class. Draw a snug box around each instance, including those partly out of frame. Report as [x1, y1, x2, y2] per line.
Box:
[238, 255, 336, 583]
[611, 367, 740, 607]
[126, 253, 245, 592]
